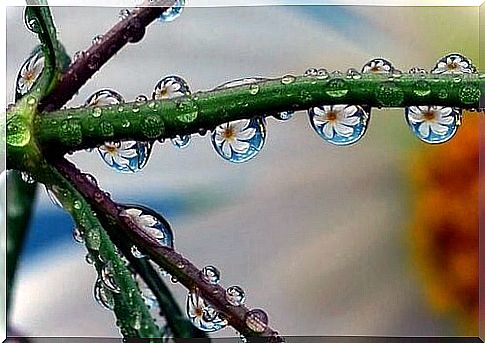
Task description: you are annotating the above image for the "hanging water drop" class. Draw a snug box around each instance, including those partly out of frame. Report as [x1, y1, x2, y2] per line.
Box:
[119, 8, 131, 20]
[308, 105, 370, 146]
[94, 278, 115, 310]
[431, 53, 476, 74]
[24, 8, 40, 33]
[361, 58, 394, 74]
[121, 205, 174, 248]
[101, 261, 121, 293]
[85, 253, 95, 265]
[245, 309, 269, 333]
[152, 75, 190, 100]
[73, 227, 84, 244]
[211, 117, 266, 163]
[405, 106, 461, 144]
[20, 172, 35, 184]
[200, 265, 220, 284]
[186, 289, 228, 332]
[159, 0, 185, 22]
[171, 134, 191, 149]
[16, 48, 44, 96]
[45, 186, 63, 208]
[225, 286, 245, 306]
[131, 245, 146, 259]
[274, 111, 294, 121]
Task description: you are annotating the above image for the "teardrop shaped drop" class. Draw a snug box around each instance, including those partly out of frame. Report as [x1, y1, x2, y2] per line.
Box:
[101, 261, 121, 293]
[211, 117, 266, 163]
[159, 0, 185, 22]
[308, 105, 370, 146]
[431, 53, 476, 74]
[73, 227, 84, 244]
[94, 278, 115, 311]
[186, 290, 228, 332]
[121, 205, 174, 249]
[361, 58, 395, 74]
[16, 48, 44, 96]
[405, 106, 461, 144]
[171, 135, 191, 148]
[153, 75, 190, 100]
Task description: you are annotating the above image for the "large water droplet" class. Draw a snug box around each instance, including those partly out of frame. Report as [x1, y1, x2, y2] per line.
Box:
[200, 265, 220, 284]
[101, 261, 121, 293]
[186, 289, 228, 332]
[171, 135, 191, 149]
[85, 89, 124, 108]
[361, 58, 394, 74]
[225, 286, 245, 306]
[94, 278, 115, 310]
[211, 117, 266, 163]
[405, 106, 461, 144]
[308, 105, 370, 146]
[121, 205, 174, 248]
[245, 309, 268, 333]
[153, 75, 190, 100]
[431, 53, 476, 74]
[7, 120, 31, 147]
[158, 0, 185, 22]
[16, 48, 44, 96]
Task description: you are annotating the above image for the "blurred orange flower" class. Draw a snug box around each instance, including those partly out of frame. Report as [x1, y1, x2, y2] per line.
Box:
[408, 112, 480, 335]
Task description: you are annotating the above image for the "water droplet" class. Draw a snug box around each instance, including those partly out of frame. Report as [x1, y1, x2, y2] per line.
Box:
[85, 253, 95, 264]
[86, 89, 124, 108]
[437, 88, 448, 99]
[186, 289, 228, 332]
[7, 120, 31, 147]
[304, 68, 318, 77]
[119, 8, 131, 20]
[200, 265, 220, 284]
[16, 48, 44, 96]
[94, 278, 115, 310]
[84, 173, 98, 186]
[136, 94, 148, 102]
[216, 77, 267, 90]
[408, 67, 427, 74]
[405, 106, 461, 144]
[325, 78, 349, 98]
[211, 117, 266, 163]
[171, 276, 178, 283]
[158, 0, 185, 22]
[153, 75, 190, 100]
[361, 58, 394, 74]
[73, 51, 85, 62]
[100, 121, 114, 137]
[101, 261, 121, 293]
[225, 286, 245, 306]
[281, 75, 296, 85]
[375, 83, 404, 106]
[92, 35, 103, 45]
[245, 309, 268, 333]
[73, 200, 83, 210]
[316, 68, 329, 79]
[431, 53, 476, 74]
[308, 105, 370, 146]
[135, 275, 158, 309]
[346, 68, 361, 79]
[20, 172, 35, 184]
[413, 80, 431, 97]
[131, 245, 146, 259]
[73, 227, 84, 244]
[121, 205, 174, 248]
[24, 8, 40, 33]
[98, 140, 152, 173]
[85, 227, 102, 250]
[459, 85, 481, 105]
[171, 134, 191, 148]
[248, 83, 260, 95]
[142, 115, 165, 138]
[274, 111, 294, 121]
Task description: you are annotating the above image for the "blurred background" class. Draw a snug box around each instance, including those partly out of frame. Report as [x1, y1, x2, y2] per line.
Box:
[5, 4, 481, 338]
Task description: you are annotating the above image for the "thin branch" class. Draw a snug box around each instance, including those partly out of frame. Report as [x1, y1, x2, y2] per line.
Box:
[54, 156, 282, 340]
[39, 0, 176, 112]
[36, 73, 484, 155]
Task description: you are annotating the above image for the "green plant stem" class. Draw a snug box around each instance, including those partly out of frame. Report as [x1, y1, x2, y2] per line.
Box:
[6, 171, 37, 315]
[36, 73, 484, 155]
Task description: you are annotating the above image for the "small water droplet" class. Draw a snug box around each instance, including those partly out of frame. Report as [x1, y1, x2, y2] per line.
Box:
[413, 80, 431, 97]
[431, 53, 476, 74]
[142, 115, 165, 138]
[361, 58, 394, 74]
[158, 0, 185, 22]
[131, 245, 146, 259]
[73, 227, 84, 244]
[92, 35, 103, 45]
[274, 111, 294, 121]
[200, 265, 220, 284]
[136, 94, 148, 102]
[85, 227, 102, 250]
[375, 83, 404, 107]
[316, 68, 329, 79]
[73, 51, 86, 62]
[409, 67, 427, 74]
[85, 89, 124, 108]
[346, 68, 361, 79]
[171, 134, 191, 148]
[281, 75, 296, 85]
[216, 77, 267, 90]
[459, 85, 481, 105]
[101, 261, 121, 293]
[94, 278, 115, 310]
[211, 117, 266, 163]
[248, 83, 260, 95]
[304, 68, 318, 77]
[24, 8, 40, 33]
[20, 172, 35, 184]
[92, 107, 102, 118]
[245, 309, 268, 333]
[308, 105, 370, 146]
[186, 289, 228, 332]
[122, 205, 174, 248]
[325, 78, 349, 98]
[405, 106, 461, 144]
[225, 286, 245, 306]
[171, 276, 178, 283]
[73, 200, 82, 210]
[45, 186, 63, 208]
[119, 8, 131, 20]
[121, 119, 131, 128]
[85, 253, 95, 264]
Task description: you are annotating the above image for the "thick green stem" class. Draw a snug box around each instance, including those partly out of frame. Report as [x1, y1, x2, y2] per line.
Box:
[36, 73, 484, 155]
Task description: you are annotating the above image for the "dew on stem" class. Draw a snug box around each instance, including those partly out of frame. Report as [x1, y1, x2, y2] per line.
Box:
[186, 289, 228, 332]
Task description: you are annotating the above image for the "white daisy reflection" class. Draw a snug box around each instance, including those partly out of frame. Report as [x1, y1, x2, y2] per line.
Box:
[213, 119, 256, 159]
[432, 54, 474, 74]
[406, 106, 455, 138]
[312, 105, 360, 140]
[17, 51, 44, 95]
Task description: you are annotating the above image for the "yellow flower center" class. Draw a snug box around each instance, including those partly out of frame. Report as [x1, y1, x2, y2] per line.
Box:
[105, 143, 118, 155]
[24, 70, 35, 82]
[423, 110, 436, 121]
[195, 307, 203, 317]
[222, 127, 236, 141]
[447, 62, 459, 71]
[326, 111, 338, 121]
[371, 66, 380, 72]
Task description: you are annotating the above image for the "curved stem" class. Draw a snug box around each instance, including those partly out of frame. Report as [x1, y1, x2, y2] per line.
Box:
[54, 157, 282, 339]
[36, 73, 484, 155]
[39, 0, 176, 112]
